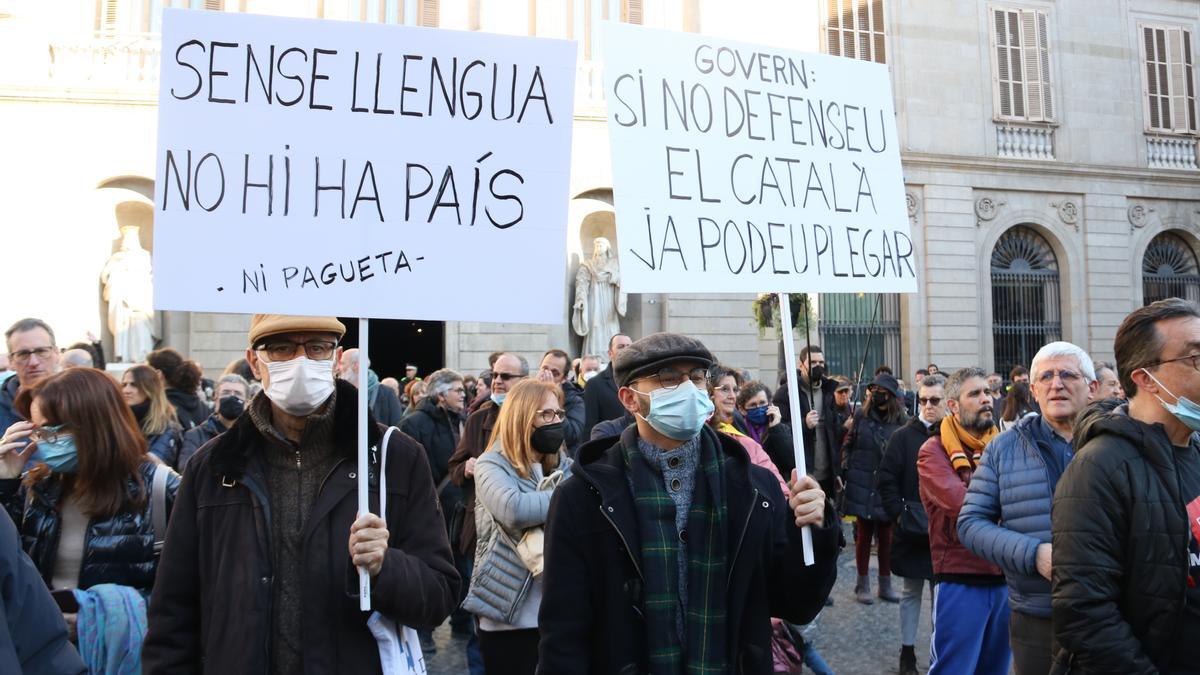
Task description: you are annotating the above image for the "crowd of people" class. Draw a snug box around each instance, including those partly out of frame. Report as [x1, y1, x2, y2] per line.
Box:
[0, 298, 1196, 675]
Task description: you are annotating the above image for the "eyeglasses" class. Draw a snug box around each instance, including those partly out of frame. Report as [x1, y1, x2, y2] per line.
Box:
[714, 385, 739, 395]
[1036, 369, 1083, 384]
[254, 340, 338, 362]
[918, 396, 943, 407]
[1148, 352, 1200, 372]
[491, 371, 524, 382]
[8, 346, 57, 364]
[448, 387, 466, 396]
[639, 366, 709, 391]
[30, 424, 68, 443]
[535, 408, 566, 424]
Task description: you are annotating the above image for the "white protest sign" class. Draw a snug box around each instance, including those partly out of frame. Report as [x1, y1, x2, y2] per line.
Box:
[154, 9, 576, 323]
[603, 23, 915, 294]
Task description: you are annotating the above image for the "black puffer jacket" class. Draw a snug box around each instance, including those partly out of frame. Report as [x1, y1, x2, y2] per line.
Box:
[840, 410, 904, 521]
[0, 461, 180, 592]
[876, 416, 936, 580]
[1051, 401, 1195, 674]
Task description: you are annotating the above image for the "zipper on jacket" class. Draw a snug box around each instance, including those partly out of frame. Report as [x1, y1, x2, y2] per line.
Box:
[728, 488, 759, 586]
[599, 503, 644, 581]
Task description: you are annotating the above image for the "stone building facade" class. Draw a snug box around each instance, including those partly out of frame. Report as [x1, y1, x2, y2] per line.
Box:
[2, 0, 1197, 387]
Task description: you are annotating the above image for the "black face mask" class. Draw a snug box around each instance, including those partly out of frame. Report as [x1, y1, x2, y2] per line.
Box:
[809, 365, 826, 382]
[874, 395, 892, 410]
[531, 422, 565, 455]
[218, 396, 245, 420]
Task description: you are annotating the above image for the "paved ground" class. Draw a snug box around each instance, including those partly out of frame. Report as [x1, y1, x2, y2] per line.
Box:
[427, 520, 934, 674]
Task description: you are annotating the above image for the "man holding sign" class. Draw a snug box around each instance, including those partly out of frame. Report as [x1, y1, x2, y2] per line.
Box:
[144, 315, 458, 673]
[537, 333, 837, 673]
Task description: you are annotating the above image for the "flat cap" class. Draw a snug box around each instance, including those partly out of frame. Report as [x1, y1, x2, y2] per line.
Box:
[614, 332, 714, 388]
[248, 314, 346, 346]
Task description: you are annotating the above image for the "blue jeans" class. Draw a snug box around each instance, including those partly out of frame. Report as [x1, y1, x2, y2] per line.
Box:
[929, 582, 1011, 675]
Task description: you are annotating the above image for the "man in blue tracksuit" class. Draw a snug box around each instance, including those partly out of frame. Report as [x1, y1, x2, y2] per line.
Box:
[958, 342, 1097, 675]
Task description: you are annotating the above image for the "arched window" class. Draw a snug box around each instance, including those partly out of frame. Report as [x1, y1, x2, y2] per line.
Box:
[991, 226, 1061, 377]
[1143, 232, 1200, 304]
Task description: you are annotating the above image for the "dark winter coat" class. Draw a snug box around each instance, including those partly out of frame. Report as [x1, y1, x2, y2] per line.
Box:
[0, 509, 86, 674]
[582, 363, 624, 441]
[142, 381, 459, 674]
[917, 435, 1004, 582]
[400, 397, 464, 523]
[840, 411, 904, 522]
[536, 425, 839, 674]
[876, 416, 936, 580]
[773, 377, 840, 482]
[370, 385, 405, 428]
[166, 388, 209, 431]
[0, 461, 180, 593]
[1050, 401, 1195, 674]
[447, 400, 500, 555]
[561, 379, 586, 455]
[180, 415, 227, 471]
[959, 414, 1072, 618]
[0, 376, 22, 434]
[146, 424, 186, 472]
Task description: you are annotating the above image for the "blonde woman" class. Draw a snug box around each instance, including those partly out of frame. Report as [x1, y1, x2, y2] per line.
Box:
[468, 379, 572, 674]
[121, 365, 184, 469]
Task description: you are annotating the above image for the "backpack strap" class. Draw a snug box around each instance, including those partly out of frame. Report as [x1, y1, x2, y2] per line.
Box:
[378, 426, 396, 528]
[151, 463, 169, 553]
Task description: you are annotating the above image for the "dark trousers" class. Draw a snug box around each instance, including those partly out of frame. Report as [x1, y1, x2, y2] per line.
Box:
[1010, 611, 1054, 675]
[478, 627, 540, 675]
[854, 518, 893, 576]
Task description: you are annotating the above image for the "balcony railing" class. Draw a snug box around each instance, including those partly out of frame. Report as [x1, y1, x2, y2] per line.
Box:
[1146, 135, 1199, 170]
[47, 33, 160, 91]
[996, 122, 1055, 160]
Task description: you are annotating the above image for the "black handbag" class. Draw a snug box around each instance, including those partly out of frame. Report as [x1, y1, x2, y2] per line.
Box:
[898, 498, 929, 537]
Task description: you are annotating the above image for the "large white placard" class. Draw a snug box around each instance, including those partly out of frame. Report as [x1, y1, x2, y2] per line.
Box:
[603, 23, 916, 294]
[154, 9, 576, 323]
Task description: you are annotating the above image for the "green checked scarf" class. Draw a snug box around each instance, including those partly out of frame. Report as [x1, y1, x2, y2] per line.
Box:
[623, 432, 729, 674]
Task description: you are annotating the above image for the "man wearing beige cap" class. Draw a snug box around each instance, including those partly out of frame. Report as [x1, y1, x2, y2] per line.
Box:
[144, 314, 459, 674]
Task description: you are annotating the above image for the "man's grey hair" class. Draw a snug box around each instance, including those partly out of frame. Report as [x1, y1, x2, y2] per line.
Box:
[215, 373, 250, 394]
[5, 318, 55, 349]
[918, 374, 947, 390]
[61, 349, 93, 368]
[425, 368, 464, 398]
[1030, 341, 1095, 383]
[945, 367, 988, 402]
[1093, 360, 1117, 376]
[497, 352, 530, 376]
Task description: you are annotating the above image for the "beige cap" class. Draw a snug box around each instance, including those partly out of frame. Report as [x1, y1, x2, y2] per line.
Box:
[248, 314, 346, 346]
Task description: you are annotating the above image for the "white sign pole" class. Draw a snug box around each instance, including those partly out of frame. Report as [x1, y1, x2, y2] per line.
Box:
[777, 293, 815, 566]
[357, 317, 372, 611]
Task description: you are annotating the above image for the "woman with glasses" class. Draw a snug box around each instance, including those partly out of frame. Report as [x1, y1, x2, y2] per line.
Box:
[0, 368, 179, 636]
[841, 372, 909, 604]
[706, 366, 789, 495]
[466, 379, 572, 674]
[122, 365, 185, 470]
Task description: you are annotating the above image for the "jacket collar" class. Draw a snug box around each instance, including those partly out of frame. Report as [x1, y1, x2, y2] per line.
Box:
[209, 379, 381, 481]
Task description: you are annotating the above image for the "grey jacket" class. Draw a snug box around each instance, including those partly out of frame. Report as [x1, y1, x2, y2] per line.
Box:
[469, 449, 572, 628]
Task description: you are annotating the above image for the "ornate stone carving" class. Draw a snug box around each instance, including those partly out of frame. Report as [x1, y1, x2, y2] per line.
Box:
[905, 192, 919, 222]
[1128, 204, 1149, 229]
[1051, 200, 1079, 231]
[975, 196, 1005, 226]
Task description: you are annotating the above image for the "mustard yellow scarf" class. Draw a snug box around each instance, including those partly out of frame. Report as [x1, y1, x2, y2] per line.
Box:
[940, 415, 998, 473]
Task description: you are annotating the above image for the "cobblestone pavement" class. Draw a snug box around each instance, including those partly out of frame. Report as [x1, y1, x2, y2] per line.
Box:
[427, 521, 934, 674]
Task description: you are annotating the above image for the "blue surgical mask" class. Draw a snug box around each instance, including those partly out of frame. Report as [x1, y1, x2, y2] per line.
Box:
[746, 406, 769, 426]
[490, 392, 507, 406]
[1143, 369, 1200, 432]
[633, 380, 715, 441]
[36, 433, 78, 474]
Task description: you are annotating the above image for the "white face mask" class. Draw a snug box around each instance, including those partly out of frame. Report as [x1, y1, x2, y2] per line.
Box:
[264, 356, 336, 416]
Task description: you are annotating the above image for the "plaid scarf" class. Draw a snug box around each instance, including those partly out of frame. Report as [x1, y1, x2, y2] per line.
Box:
[624, 432, 729, 674]
[939, 415, 998, 473]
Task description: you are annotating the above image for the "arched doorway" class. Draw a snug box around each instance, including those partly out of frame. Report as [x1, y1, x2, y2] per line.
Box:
[991, 225, 1062, 377]
[1142, 231, 1200, 304]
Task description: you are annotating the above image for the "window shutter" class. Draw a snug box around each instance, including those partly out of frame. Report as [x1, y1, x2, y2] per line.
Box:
[827, 0, 842, 57]
[1035, 11, 1053, 120]
[1144, 26, 1163, 130]
[871, 0, 885, 63]
[624, 0, 642, 25]
[1167, 27, 1191, 133]
[1020, 11, 1043, 120]
[204, 0, 224, 10]
[994, 9, 1012, 117]
[417, 0, 438, 27]
[98, 0, 119, 34]
[1186, 30, 1198, 132]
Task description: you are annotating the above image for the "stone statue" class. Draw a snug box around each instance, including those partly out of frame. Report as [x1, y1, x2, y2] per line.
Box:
[101, 225, 158, 362]
[572, 237, 627, 357]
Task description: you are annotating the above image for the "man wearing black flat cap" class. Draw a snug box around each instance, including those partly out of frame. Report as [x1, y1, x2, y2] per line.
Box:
[537, 332, 838, 674]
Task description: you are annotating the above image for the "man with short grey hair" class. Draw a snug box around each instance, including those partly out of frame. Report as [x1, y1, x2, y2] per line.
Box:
[959, 342, 1097, 675]
[60, 348, 94, 370]
[338, 348, 404, 426]
[1091, 360, 1123, 400]
[1, 318, 60, 434]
